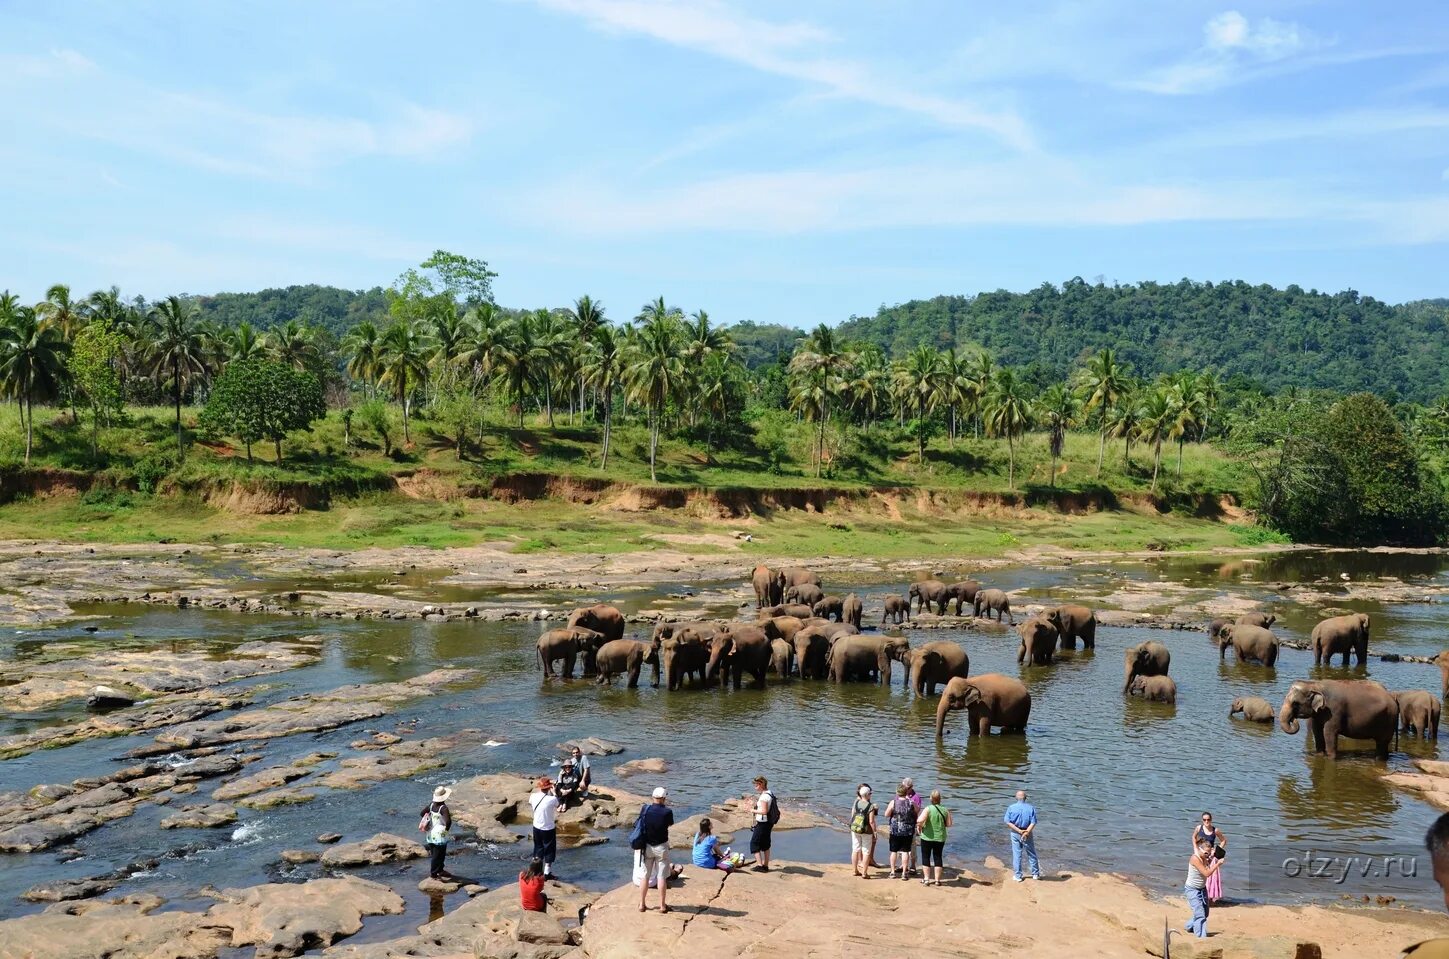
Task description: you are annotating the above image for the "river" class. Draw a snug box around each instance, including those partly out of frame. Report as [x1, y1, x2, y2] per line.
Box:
[0, 547, 1445, 936]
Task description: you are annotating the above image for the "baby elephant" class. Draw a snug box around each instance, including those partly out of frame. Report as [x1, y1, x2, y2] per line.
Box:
[1016, 617, 1058, 666]
[1229, 695, 1275, 723]
[1129, 675, 1178, 704]
[593, 639, 659, 688]
[974, 588, 1013, 625]
[1393, 690, 1442, 740]
[881, 594, 911, 624]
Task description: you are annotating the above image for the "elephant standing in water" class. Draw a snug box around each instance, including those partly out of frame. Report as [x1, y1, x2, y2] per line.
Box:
[812, 595, 845, 622]
[567, 604, 625, 674]
[1229, 696, 1275, 723]
[1207, 617, 1232, 641]
[706, 625, 771, 690]
[780, 566, 820, 589]
[882, 595, 911, 624]
[934, 674, 1031, 739]
[1128, 675, 1177, 703]
[974, 588, 1013, 625]
[1278, 679, 1397, 759]
[653, 625, 710, 690]
[1123, 641, 1171, 694]
[593, 639, 659, 688]
[760, 615, 805, 645]
[1216, 624, 1280, 667]
[767, 638, 794, 679]
[537, 627, 606, 679]
[841, 593, 863, 630]
[828, 635, 909, 684]
[751, 565, 785, 608]
[1016, 617, 1058, 666]
[792, 624, 834, 680]
[909, 579, 949, 615]
[1045, 605, 1096, 649]
[786, 583, 825, 608]
[906, 641, 970, 696]
[944, 581, 981, 616]
[1310, 613, 1370, 667]
[1392, 690, 1441, 739]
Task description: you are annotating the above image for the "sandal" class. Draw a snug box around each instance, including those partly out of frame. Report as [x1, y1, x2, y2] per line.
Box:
[661, 906, 672, 914]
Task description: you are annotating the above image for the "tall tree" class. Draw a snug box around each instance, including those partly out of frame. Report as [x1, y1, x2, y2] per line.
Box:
[892, 345, 944, 464]
[342, 320, 383, 397]
[1078, 347, 1127, 478]
[1038, 382, 1079, 487]
[583, 323, 623, 468]
[378, 322, 429, 444]
[568, 295, 607, 415]
[624, 304, 685, 482]
[1135, 385, 1173, 493]
[147, 295, 210, 452]
[67, 319, 124, 460]
[985, 368, 1033, 491]
[0, 306, 69, 463]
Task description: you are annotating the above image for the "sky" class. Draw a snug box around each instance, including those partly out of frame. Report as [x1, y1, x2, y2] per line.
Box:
[2, 1, 1448, 326]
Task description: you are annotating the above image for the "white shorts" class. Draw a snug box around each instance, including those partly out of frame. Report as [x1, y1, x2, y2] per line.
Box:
[851, 832, 874, 855]
[641, 843, 668, 884]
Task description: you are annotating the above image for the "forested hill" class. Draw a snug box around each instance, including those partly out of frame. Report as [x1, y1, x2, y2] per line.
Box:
[835, 279, 1449, 402]
[195, 285, 389, 337]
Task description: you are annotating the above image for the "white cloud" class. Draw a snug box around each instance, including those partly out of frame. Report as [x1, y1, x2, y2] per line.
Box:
[1133, 10, 1316, 95]
[531, 0, 1033, 149]
[0, 47, 97, 79]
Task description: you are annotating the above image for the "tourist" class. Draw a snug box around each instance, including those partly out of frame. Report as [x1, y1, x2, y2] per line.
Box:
[751, 775, 775, 872]
[1184, 837, 1220, 938]
[1192, 811, 1226, 904]
[884, 784, 917, 880]
[916, 789, 951, 887]
[571, 746, 592, 796]
[557, 759, 583, 809]
[1004, 789, 1041, 881]
[692, 817, 744, 872]
[519, 857, 547, 913]
[639, 787, 674, 913]
[529, 776, 559, 878]
[850, 784, 878, 879]
[418, 785, 453, 880]
[902, 777, 924, 876]
[1431, 812, 1449, 912]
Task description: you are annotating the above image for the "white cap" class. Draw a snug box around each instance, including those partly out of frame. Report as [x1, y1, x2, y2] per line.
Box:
[858, 785, 871, 797]
[652, 787, 668, 799]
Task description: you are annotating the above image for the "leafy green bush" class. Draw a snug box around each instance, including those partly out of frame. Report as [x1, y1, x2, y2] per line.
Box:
[1233, 525, 1292, 546]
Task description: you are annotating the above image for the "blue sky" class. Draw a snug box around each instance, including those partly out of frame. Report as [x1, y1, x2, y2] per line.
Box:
[2, 1, 1447, 326]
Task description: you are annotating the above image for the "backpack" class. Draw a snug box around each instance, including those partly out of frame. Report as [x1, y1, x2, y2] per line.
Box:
[850, 800, 873, 834]
[888, 799, 916, 838]
[765, 792, 781, 826]
[627, 804, 648, 851]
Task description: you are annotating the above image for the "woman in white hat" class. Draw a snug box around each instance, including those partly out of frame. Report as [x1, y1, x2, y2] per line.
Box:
[420, 785, 453, 879]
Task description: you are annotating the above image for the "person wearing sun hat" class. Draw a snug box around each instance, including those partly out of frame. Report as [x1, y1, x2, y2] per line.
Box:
[530, 775, 560, 878]
[419, 785, 453, 879]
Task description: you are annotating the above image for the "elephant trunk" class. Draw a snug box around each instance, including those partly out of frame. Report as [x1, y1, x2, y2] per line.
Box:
[1123, 664, 1135, 695]
[1279, 699, 1301, 734]
[935, 695, 951, 739]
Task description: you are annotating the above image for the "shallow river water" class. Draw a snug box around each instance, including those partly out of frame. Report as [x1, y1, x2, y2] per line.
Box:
[2, 547, 1447, 932]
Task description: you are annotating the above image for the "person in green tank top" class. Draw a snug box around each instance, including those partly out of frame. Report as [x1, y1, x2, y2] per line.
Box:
[915, 790, 952, 886]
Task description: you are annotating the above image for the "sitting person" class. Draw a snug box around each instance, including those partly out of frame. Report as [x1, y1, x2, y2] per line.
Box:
[556, 760, 583, 809]
[692, 818, 746, 872]
[519, 857, 547, 913]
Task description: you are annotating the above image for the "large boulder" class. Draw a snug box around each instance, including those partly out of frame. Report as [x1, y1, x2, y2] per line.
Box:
[204, 876, 404, 958]
[320, 832, 425, 867]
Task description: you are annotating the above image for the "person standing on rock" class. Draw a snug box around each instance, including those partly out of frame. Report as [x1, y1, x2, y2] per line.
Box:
[901, 777, 924, 877]
[750, 775, 775, 872]
[419, 786, 453, 880]
[1004, 789, 1041, 882]
[884, 784, 917, 880]
[530, 776, 560, 879]
[639, 787, 675, 913]
[916, 789, 951, 887]
[850, 784, 878, 879]
[571, 746, 592, 797]
[1184, 837, 1220, 938]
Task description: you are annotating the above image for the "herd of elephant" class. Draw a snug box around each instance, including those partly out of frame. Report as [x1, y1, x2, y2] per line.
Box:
[534, 565, 1445, 762]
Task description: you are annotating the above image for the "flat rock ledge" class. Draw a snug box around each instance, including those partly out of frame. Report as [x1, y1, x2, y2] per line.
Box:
[572, 860, 1449, 959]
[1383, 758, 1449, 810]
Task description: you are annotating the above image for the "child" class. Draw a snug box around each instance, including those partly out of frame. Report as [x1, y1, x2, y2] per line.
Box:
[519, 857, 547, 913]
[692, 817, 746, 872]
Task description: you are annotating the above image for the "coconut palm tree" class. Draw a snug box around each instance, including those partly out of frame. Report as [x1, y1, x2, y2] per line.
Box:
[1107, 378, 1144, 467]
[1135, 384, 1173, 493]
[378, 321, 429, 445]
[147, 295, 210, 451]
[966, 350, 994, 439]
[1078, 347, 1127, 478]
[37, 284, 83, 340]
[939, 348, 974, 445]
[623, 307, 685, 482]
[583, 323, 623, 468]
[568, 295, 607, 414]
[844, 353, 888, 426]
[0, 306, 69, 463]
[985, 368, 1033, 491]
[454, 304, 506, 394]
[695, 351, 734, 452]
[530, 308, 573, 427]
[788, 363, 838, 478]
[497, 314, 551, 427]
[682, 309, 732, 426]
[1038, 382, 1079, 487]
[265, 319, 322, 374]
[892, 345, 944, 464]
[342, 320, 383, 397]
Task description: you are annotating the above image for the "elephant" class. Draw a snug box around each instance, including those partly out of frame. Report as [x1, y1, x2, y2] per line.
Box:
[1216, 624, 1280, 667]
[567, 604, 625, 674]
[1310, 613, 1371, 667]
[593, 639, 659, 688]
[841, 593, 863, 630]
[1045, 605, 1096, 649]
[1392, 690, 1441, 740]
[786, 583, 825, 608]
[1016, 617, 1058, 666]
[751, 565, 785, 608]
[706, 625, 771, 690]
[1237, 612, 1276, 630]
[906, 641, 970, 696]
[909, 579, 949, 615]
[1207, 617, 1232, 641]
[828, 635, 909, 684]
[1278, 679, 1397, 759]
[655, 631, 709, 690]
[974, 588, 1013, 625]
[1123, 641, 1171, 695]
[881, 595, 911, 624]
[759, 603, 814, 620]
[943, 581, 981, 616]
[537, 627, 606, 679]
[934, 674, 1031, 739]
[1128, 674, 1177, 703]
[792, 624, 834, 680]
[1229, 696, 1275, 723]
[780, 566, 820, 588]
[812, 595, 845, 622]
[759, 615, 805, 645]
[767, 638, 793, 679]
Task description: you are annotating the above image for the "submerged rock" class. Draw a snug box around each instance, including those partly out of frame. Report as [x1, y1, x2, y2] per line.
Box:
[613, 758, 669, 778]
[159, 803, 238, 829]
[558, 737, 623, 756]
[203, 876, 405, 959]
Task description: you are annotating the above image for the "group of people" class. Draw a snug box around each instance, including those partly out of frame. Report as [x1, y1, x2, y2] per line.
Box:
[847, 781, 1042, 885]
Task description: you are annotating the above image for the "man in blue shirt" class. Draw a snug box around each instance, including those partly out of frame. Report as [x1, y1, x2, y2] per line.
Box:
[639, 787, 675, 913]
[1004, 789, 1041, 882]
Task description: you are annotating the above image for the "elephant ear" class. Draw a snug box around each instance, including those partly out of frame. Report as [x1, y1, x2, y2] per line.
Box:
[1309, 690, 1328, 715]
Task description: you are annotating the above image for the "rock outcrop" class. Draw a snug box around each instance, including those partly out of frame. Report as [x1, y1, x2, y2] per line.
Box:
[319, 832, 426, 867]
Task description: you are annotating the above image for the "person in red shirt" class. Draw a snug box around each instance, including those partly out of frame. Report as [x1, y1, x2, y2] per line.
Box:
[519, 857, 547, 913]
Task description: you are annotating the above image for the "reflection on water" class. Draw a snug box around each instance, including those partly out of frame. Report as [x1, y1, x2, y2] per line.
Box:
[1, 547, 1447, 919]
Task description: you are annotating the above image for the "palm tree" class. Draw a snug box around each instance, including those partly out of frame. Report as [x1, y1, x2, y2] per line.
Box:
[939, 348, 975, 445]
[568, 295, 607, 414]
[1135, 385, 1173, 493]
[0, 306, 69, 463]
[583, 323, 623, 467]
[1107, 378, 1144, 467]
[985, 368, 1033, 491]
[455, 304, 506, 394]
[966, 350, 994, 439]
[147, 296, 210, 450]
[1078, 347, 1127, 478]
[682, 309, 732, 426]
[37, 284, 83, 340]
[695, 351, 734, 452]
[844, 353, 888, 426]
[788, 363, 838, 478]
[892, 345, 944, 464]
[497, 314, 550, 427]
[624, 307, 685, 482]
[342, 320, 383, 397]
[266, 319, 322, 373]
[1038, 382, 1079, 487]
[530, 308, 572, 427]
[378, 321, 429, 445]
